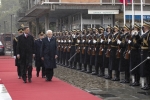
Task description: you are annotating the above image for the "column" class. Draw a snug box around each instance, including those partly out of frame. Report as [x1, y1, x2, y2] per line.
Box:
[29, 22, 32, 35]
[36, 18, 39, 38]
[45, 13, 50, 32]
[80, 13, 83, 31]
[28, 0, 30, 10]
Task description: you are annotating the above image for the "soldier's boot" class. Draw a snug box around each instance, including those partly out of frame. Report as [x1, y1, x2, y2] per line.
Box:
[98, 67, 105, 77]
[86, 65, 92, 73]
[105, 70, 112, 79]
[112, 70, 120, 81]
[131, 74, 140, 86]
[81, 64, 87, 72]
[141, 77, 150, 90]
[77, 63, 82, 70]
[69, 62, 73, 68]
[121, 71, 130, 83]
[72, 62, 77, 69]
[91, 65, 98, 75]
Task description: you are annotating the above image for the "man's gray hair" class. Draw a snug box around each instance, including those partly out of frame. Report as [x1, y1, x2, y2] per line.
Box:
[46, 30, 53, 34]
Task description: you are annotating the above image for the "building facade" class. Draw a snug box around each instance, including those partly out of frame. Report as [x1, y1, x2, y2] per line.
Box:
[18, 0, 150, 37]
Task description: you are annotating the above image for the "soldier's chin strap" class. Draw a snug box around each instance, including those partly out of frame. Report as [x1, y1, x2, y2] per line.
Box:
[130, 56, 150, 72]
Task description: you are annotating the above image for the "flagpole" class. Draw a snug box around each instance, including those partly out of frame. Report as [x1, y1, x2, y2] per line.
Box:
[123, 0, 126, 26]
[141, 0, 143, 34]
[132, 0, 134, 27]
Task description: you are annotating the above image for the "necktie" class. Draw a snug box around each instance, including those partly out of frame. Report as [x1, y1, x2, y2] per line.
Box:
[49, 38, 51, 42]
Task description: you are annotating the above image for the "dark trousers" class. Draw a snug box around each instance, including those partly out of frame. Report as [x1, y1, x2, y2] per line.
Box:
[17, 65, 21, 76]
[36, 66, 45, 76]
[21, 64, 32, 80]
[45, 68, 54, 80]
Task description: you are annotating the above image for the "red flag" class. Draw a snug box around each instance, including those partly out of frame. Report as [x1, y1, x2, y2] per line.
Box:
[120, 0, 132, 5]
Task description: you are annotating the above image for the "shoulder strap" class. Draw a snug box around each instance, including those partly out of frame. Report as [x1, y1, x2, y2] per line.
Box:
[14, 37, 18, 42]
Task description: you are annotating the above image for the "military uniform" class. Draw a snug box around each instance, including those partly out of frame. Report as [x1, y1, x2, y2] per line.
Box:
[80, 30, 87, 72]
[129, 24, 141, 86]
[109, 25, 120, 81]
[13, 28, 23, 79]
[140, 22, 150, 90]
[34, 32, 45, 78]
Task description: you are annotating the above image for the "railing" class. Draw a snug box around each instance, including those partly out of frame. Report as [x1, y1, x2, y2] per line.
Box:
[29, 0, 150, 9]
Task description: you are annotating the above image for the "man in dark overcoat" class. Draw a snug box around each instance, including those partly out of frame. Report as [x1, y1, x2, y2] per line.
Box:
[13, 28, 23, 79]
[41, 30, 58, 81]
[16, 26, 35, 83]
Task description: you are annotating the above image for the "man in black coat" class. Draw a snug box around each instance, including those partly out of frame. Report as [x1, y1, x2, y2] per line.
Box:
[17, 26, 35, 83]
[34, 32, 45, 78]
[13, 28, 23, 79]
[41, 30, 58, 81]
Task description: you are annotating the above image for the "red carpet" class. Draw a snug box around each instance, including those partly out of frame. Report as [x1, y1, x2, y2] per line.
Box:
[0, 56, 102, 100]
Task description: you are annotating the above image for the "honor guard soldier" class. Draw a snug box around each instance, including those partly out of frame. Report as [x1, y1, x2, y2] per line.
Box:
[86, 28, 93, 73]
[109, 25, 120, 81]
[56, 32, 61, 65]
[103, 25, 113, 79]
[59, 32, 63, 65]
[92, 28, 100, 75]
[90, 28, 97, 75]
[80, 29, 88, 72]
[74, 30, 82, 70]
[63, 31, 68, 67]
[66, 31, 72, 67]
[118, 24, 130, 83]
[129, 23, 141, 86]
[13, 28, 23, 79]
[95, 26, 105, 77]
[140, 21, 150, 90]
[34, 32, 45, 78]
[60, 32, 65, 66]
[69, 30, 77, 68]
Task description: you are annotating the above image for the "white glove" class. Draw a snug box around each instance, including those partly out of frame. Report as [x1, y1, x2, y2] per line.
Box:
[117, 40, 121, 44]
[108, 39, 111, 43]
[64, 40, 66, 43]
[61, 40, 63, 43]
[101, 39, 104, 43]
[93, 40, 97, 44]
[82, 40, 85, 43]
[13, 56, 16, 59]
[58, 40, 60, 42]
[88, 40, 91, 43]
[69, 40, 71, 43]
[72, 35, 76, 38]
[77, 40, 80, 43]
[128, 40, 131, 44]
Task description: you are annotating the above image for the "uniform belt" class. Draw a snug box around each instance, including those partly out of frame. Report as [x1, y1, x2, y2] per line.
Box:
[71, 45, 75, 46]
[131, 47, 136, 49]
[141, 47, 149, 49]
[111, 45, 118, 48]
[75, 44, 79, 46]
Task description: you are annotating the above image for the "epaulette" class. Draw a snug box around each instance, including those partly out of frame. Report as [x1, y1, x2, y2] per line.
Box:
[14, 37, 18, 42]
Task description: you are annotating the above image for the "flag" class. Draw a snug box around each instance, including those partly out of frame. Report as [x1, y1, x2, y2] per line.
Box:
[120, 0, 132, 5]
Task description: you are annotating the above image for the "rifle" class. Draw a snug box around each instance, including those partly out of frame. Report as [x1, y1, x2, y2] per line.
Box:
[116, 34, 121, 58]
[124, 34, 131, 59]
[81, 35, 86, 54]
[99, 34, 105, 55]
[92, 36, 97, 56]
[106, 35, 111, 57]
[87, 35, 92, 55]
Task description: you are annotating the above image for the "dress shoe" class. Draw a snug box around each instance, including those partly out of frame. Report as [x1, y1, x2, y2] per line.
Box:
[105, 75, 112, 80]
[112, 77, 120, 81]
[86, 71, 92, 73]
[23, 79, 27, 83]
[141, 85, 150, 90]
[81, 69, 86, 72]
[130, 82, 140, 86]
[91, 72, 98, 75]
[18, 76, 21, 79]
[98, 74, 105, 77]
[45, 78, 51, 81]
[28, 78, 32, 83]
[120, 79, 129, 83]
